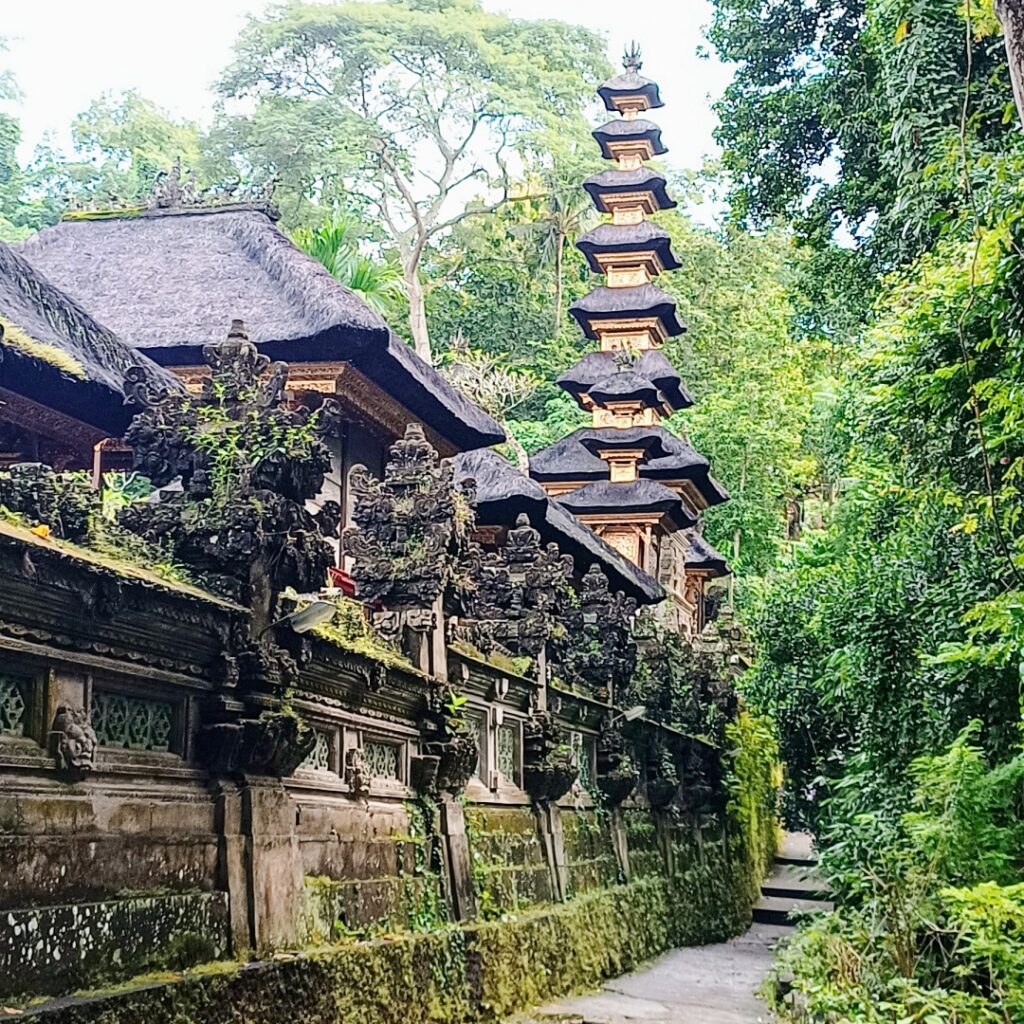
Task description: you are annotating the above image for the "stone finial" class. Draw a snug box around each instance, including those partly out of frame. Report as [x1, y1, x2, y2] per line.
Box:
[623, 41, 643, 73]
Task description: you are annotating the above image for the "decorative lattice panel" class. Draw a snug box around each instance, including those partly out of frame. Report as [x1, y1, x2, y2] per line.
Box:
[299, 729, 332, 773]
[571, 731, 594, 792]
[496, 723, 519, 785]
[364, 740, 400, 780]
[0, 675, 27, 737]
[468, 713, 488, 779]
[92, 693, 173, 752]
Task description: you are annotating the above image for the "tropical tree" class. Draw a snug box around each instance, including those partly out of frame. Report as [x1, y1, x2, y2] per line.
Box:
[217, 0, 609, 362]
[294, 216, 404, 317]
[514, 167, 597, 336]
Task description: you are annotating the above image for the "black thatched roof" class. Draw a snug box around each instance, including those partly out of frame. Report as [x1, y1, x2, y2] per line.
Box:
[569, 283, 685, 339]
[576, 222, 681, 274]
[453, 448, 663, 603]
[0, 241, 183, 434]
[685, 531, 729, 576]
[17, 207, 503, 451]
[530, 425, 729, 507]
[582, 168, 676, 213]
[597, 70, 664, 111]
[557, 350, 692, 411]
[586, 370, 661, 408]
[559, 479, 695, 530]
[593, 118, 667, 160]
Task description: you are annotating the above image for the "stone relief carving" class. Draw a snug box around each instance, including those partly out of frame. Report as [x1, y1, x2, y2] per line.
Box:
[50, 705, 97, 772]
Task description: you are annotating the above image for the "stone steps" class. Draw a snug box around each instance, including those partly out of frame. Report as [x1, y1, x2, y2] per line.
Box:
[753, 833, 833, 927]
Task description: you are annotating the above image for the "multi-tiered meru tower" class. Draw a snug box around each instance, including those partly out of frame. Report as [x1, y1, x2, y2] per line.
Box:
[529, 44, 729, 638]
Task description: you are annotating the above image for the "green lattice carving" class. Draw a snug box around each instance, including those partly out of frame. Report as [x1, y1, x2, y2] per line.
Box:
[92, 693, 173, 752]
[364, 741, 399, 780]
[497, 723, 519, 785]
[299, 729, 332, 773]
[0, 675, 27, 737]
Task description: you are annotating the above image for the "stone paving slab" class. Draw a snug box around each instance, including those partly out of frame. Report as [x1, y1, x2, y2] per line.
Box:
[514, 924, 790, 1024]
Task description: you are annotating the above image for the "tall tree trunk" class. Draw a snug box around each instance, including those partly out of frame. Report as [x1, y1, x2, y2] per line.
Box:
[403, 261, 432, 363]
[503, 424, 530, 473]
[997, 0, 1024, 129]
[553, 232, 565, 337]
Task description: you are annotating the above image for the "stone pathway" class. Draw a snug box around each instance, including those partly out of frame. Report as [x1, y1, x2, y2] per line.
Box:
[515, 923, 790, 1024]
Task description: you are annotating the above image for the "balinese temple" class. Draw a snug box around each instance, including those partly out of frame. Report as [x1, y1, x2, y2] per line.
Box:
[530, 45, 729, 637]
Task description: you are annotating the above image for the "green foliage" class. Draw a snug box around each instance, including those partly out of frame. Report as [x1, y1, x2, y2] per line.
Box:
[294, 215, 404, 317]
[767, 729, 1024, 1022]
[724, 711, 781, 892]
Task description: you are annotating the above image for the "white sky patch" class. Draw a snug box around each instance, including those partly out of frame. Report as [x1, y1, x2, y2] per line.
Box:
[2, 0, 731, 223]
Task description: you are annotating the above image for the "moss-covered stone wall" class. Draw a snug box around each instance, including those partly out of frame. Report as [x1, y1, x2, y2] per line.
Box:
[24, 833, 756, 1024]
[466, 806, 554, 916]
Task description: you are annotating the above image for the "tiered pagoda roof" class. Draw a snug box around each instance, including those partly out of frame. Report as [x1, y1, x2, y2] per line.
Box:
[596, 41, 665, 113]
[529, 44, 730, 599]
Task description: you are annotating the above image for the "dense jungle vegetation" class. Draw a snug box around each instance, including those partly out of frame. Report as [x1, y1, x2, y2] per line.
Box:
[2, 1, 1024, 1017]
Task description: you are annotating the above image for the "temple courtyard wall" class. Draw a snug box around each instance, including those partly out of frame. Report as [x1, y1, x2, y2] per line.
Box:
[0, 533, 772, 1020]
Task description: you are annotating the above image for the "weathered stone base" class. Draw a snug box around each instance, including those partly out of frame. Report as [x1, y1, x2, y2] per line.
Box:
[21, 842, 753, 1024]
[1, 892, 230, 998]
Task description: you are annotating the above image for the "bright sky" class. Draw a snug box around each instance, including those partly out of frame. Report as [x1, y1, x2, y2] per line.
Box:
[3, 0, 730, 174]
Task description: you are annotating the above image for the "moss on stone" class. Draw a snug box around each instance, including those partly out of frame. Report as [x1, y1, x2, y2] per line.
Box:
[449, 640, 532, 679]
[311, 597, 415, 671]
[25, 840, 756, 1024]
[0, 315, 88, 379]
[61, 207, 146, 222]
[0, 512, 240, 609]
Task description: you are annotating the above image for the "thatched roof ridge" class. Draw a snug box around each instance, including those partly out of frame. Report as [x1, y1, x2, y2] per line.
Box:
[576, 222, 681, 273]
[17, 207, 503, 450]
[592, 118, 667, 159]
[582, 167, 676, 212]
[453, 448, 663, 603]
[0, 241, 183, 433]
[530, 426, 706, 479]
[559, 479, 696, 530]
[685, 531, 729, 576]
[530, 425, 728, 507]
[569, 283, 685, 339]
[17, 208, 384, 352]
[587, 370, 661, 406]
[597, 70, 664, 111]
[557, 350, 692, 411]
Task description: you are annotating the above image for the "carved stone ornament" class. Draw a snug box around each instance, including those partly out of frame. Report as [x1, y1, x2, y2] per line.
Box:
[50, 705, 98, 772]
[121, 319, 341, 621]
[197, 713, 316, 778]
[595, 712, 638, 807]
[0, 463, 100, 542]
[522, 710, 578, 804]
[552, 564, 637, 701]
[417, 681, 478, 796]
[460, 513, 573, 660]
[342, 424, 474, 611]
[344, 747, 371, 804]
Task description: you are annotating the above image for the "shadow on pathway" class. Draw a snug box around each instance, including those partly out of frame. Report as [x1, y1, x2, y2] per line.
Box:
[514, 923, 790, 1024]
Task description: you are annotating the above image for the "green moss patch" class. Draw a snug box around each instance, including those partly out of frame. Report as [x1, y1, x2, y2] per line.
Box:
[312, 597, 415, 671]
[0, 315, 88, 380]
[23, 839, 755, 1024]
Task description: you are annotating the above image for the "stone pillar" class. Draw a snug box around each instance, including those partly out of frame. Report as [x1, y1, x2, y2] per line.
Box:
[534, 802, 569, 901]
[654, 810, 675, 878]
[438, 797, 476, 922]
[217, 778, 305, 953]
[212, 780, 249, 954]
[609, 806, 631, 882]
